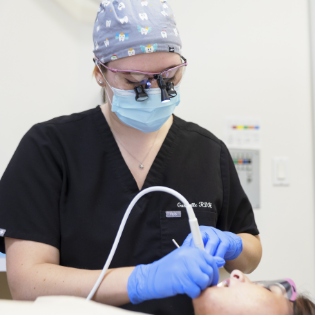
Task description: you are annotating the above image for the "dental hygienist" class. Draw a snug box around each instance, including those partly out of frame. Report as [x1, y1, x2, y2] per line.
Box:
[0, 1, 262, 315]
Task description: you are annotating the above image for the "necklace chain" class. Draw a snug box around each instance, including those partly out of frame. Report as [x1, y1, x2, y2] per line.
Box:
[102, 84, 160, 170]
[114, 129, 160, 170]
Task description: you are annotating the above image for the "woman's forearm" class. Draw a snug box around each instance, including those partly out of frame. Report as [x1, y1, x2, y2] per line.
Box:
[10, 263, 135, 306]
[224, 234, 262, 274]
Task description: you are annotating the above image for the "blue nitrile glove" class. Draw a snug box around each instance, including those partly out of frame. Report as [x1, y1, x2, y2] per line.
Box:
[183, 226, 243, 261]
[127, 246, 225, 304]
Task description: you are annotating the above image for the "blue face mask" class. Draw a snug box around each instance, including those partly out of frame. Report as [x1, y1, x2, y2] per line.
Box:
[105, 83, 181, 133]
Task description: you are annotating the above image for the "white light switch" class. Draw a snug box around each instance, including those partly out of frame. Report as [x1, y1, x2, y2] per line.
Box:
[273, 157, 290, 186]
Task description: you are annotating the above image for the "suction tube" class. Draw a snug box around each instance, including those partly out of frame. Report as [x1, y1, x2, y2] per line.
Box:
[87, 186, 204, 300]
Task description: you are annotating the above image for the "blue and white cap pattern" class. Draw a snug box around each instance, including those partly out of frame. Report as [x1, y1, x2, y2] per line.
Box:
[93, 0, 182, 64]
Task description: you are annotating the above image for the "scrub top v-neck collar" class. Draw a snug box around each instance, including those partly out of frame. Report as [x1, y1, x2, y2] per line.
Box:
[93, 106, 179, 197]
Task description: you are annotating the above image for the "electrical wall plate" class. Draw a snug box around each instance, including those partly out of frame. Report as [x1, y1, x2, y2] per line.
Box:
[229, 149, 260, 209]
[0, 255, 6, 272]
[273, 157, 290, 186]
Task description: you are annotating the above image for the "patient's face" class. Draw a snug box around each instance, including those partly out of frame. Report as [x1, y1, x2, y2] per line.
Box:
[193, 270, 293, 315]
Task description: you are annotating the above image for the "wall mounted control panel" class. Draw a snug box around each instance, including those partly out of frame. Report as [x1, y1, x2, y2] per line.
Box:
[229, 149, 260, 209]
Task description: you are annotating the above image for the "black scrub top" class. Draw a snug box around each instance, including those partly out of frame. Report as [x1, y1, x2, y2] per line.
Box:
[0, 106, 259, 315]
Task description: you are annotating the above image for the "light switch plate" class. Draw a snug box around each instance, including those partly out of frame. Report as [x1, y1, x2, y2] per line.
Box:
[273, 157, 290, 186]
[0, 256, 6, 272]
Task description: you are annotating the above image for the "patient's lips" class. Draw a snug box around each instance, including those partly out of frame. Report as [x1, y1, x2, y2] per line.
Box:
[217, 279, 230, 287]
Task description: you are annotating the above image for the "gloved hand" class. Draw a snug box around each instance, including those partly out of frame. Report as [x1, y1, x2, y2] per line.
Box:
[183, 226, 243, 261]
[127, 246, 225, 304]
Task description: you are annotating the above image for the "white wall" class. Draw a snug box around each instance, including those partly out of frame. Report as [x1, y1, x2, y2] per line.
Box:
[0, 0, 101, 176]
[0, 0, 314, 299]
[172, 0, 315, 298]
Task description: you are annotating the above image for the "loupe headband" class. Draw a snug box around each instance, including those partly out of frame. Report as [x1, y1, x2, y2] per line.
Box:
[93, 56, 187, 77]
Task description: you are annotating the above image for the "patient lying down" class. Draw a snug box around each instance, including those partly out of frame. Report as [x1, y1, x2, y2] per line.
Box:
[193, 270, 315, 315]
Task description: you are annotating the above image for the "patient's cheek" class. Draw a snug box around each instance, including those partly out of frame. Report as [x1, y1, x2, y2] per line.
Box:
[192, 298, 203, 315]
[193, 290, 212, 315]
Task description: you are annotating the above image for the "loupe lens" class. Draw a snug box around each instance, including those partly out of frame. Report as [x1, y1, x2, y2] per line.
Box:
[166, 82, 177, 97]
[134, 85, 149, 102]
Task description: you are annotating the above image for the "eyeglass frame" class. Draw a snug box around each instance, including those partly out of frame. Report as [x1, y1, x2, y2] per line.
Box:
[93, 55, 188, 78]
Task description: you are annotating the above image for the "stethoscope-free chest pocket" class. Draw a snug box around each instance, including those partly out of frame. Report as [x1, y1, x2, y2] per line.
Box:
[160, 209, 217, 257]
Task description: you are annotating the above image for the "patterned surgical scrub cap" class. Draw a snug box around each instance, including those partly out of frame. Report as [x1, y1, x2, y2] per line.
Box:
[93, 0, 182, 64]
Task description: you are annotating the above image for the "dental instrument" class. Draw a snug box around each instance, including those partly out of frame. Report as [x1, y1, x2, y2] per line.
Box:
[172, 239, 180, 248]
[87, 186, 204, 300]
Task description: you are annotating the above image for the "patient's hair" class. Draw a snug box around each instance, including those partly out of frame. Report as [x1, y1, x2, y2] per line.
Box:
[294, 295, 315, 315]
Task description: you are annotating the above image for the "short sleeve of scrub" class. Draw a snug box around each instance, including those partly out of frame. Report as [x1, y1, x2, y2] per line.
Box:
[216, 141, 258, 235]
[0, 124, 63, 253]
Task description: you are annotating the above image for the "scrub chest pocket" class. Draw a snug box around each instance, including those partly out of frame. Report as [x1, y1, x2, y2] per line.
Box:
[160, 209, 217, 256]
